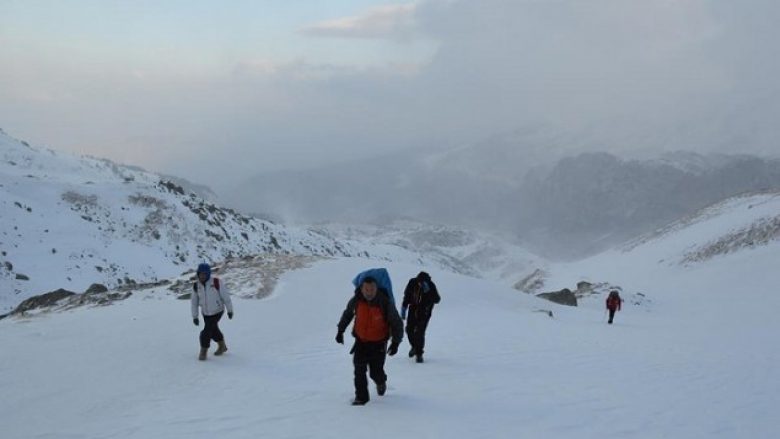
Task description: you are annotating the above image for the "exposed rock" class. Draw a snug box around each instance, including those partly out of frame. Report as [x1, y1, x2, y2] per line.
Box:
[12, 289, 77, 314]
[537, 288, 578, 307]
[15, 273, 30, 281]
[84, 283, 109, 295]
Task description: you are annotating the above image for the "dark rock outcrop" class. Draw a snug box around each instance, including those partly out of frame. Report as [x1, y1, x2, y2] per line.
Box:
[12, 289, 77, 314]
[84, 283, 108, 295]
[537, 288, 578, 307]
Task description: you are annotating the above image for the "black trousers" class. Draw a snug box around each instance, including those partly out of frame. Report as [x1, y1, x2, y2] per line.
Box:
[406, 318, 430, 355]
[608, 309, 616, 324]
[353, 341, 387, 402]
[200, 311, 225, 348]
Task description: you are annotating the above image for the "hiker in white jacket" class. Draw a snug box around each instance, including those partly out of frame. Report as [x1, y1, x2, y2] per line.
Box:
[191, 263, 233, 361]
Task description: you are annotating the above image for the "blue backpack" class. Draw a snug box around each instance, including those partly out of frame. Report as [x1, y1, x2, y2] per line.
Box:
[352, 268, 394, 304]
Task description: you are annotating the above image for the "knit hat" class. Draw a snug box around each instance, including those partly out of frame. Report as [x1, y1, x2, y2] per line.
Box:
[197, 263, 211, 282]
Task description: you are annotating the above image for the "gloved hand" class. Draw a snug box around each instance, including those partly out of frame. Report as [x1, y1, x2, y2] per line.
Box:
[401, 307, 407, 320]
[335, 332, 344, 344]
[228, 312, 233, 319]
[387, 342, 399, 356]
[193, 318, 199, 326]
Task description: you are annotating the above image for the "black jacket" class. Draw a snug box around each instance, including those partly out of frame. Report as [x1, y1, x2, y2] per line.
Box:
[402, 278, 441, 323]
[337, 288, 403, 346]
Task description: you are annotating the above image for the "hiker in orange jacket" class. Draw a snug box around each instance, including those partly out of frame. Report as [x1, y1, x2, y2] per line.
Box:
[606, 290, 622, 325]
[336, 276, 403, 405]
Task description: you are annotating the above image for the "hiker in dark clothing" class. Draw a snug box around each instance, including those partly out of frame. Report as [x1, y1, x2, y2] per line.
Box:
[191, 263, 233, 361]
[336, 277, 403, 406]
[401, 271, 441, 363]
[606, 290, 622, 325]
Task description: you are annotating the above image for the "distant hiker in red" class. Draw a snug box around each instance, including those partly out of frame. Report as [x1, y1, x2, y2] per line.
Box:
[336, 276, 403, 406]
[606, 290, 622, 324]
[402, 271, 441, 363]
[191, 263, 233, 360]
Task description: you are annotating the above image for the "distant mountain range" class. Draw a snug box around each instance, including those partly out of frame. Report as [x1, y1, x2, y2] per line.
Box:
[228, 137, 780, 258]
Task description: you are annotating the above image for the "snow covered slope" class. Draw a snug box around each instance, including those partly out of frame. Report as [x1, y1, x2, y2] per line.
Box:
[1, 254, 778, 438]
[0, 129, 368, 312]
[539, 191, 780, 301]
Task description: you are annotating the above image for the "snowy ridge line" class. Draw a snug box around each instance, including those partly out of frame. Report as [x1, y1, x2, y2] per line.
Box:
[619, 189, 780, 253]
[681, 213, 780, 264]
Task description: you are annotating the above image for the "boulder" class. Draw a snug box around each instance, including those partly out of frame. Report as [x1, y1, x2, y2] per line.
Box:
[537, 288, 578, 307]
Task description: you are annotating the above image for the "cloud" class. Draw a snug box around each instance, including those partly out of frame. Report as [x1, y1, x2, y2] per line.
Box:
[403, 0, 780, 154]
[301, 3, 419, 40]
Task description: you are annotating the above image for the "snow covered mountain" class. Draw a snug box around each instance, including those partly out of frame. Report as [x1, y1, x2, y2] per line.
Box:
[0, 129, 372, 312]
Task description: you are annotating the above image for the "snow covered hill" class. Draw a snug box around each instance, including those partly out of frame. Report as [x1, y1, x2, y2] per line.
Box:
[0, 129, 371, 312]
[531, 190, 780, 311]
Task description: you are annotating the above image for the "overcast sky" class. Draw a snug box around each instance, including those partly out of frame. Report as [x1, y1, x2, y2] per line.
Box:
[1, 0, 778, 192]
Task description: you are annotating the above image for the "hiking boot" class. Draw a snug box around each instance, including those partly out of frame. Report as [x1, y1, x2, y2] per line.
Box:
[351, 399, 368, 406]
[377, 382, 387, 396]
[408, 348, 416, 358]
[416, 354, 424, 363]
[214, 340, 228, 356]
[198, 348, 208, 361]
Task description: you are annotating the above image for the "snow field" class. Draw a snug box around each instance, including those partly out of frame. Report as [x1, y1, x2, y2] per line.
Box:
[2, 257, 778, 438]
